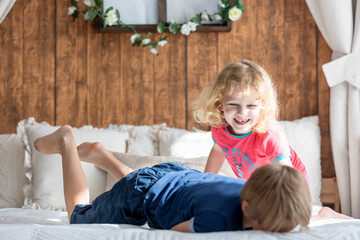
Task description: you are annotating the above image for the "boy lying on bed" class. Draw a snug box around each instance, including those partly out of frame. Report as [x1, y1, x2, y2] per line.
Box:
[34, 125, 351, 233]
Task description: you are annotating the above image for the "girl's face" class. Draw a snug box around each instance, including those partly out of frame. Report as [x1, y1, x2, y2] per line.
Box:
[221, 87, 261, 135]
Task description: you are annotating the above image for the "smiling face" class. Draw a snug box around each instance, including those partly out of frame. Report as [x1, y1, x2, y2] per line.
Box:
[221, 87, 261, 135]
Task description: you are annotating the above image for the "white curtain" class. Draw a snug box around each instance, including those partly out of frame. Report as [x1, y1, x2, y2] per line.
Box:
[306, 0, 360, 218]
[0, 0, 16, 23]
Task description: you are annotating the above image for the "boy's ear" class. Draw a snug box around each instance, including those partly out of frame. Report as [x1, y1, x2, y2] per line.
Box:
[241, 200, 250, 217]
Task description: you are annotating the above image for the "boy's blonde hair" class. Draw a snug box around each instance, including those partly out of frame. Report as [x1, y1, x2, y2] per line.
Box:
[240, 164, 311, 232]
[193, 60, 278, 133]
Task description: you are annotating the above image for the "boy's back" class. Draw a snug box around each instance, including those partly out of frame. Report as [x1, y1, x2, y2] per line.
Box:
[144, 169, 246, 232]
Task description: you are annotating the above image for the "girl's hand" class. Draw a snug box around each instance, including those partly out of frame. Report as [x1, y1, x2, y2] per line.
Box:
[277, 157, 293, 167]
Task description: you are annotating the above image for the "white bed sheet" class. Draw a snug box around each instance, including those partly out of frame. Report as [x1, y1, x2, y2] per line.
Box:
[0, 208, 359, 240]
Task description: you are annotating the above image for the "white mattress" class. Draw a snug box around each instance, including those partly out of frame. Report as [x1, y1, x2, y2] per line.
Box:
[0, 208, 359, 240]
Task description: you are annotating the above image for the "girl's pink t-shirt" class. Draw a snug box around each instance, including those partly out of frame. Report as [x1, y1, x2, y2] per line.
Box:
[211, 122, 309, 182]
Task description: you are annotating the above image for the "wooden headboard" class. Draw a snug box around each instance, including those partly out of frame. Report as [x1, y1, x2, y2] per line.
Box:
[0, 0, 335, 181]
[321, 178, 340, 212]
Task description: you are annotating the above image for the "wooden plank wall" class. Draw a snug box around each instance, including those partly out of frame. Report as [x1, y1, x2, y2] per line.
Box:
[0, 0, 334, 177]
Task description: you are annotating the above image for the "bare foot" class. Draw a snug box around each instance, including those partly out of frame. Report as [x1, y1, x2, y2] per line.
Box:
[77, 142, 111, 171]
[313, 207, 353, 220]
[34, 125, 75, 155]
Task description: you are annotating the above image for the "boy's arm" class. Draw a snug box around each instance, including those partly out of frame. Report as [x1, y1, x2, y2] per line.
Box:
[204, 143, 225, 174]
[171, 214, 230, 233]
[170, 220, 191, 232]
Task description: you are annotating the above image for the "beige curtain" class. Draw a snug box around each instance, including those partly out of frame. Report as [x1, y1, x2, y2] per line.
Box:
[0, 0, 16, 23]
[306, 0, 360, 218]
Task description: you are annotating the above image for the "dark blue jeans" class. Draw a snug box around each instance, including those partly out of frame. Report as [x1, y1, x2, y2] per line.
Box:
[70, 162, 191, 225]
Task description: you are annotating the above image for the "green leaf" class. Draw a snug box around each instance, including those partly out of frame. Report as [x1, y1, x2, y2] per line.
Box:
[168, 21, 180, 34]
[94, 0, 102, 8]
[221, 11, 228, 23]
[239, 4, 245, 13]
[157, 22, 166, 33]
[159, 36, 168, 41]
[105, 7, 114, 14]
[126, 24, 136, 33]
[70, 0, 77, 7]
[84, 10, 96, 21]
[71, 10, 79, 21]
[132, 38, 142, 47]
[190, 13, 202, 25]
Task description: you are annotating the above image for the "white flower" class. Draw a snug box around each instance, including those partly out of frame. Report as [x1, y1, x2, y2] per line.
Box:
[214, 14, 222, 21]
[142, 38, 151, 45]
[218, 0, 225, 8]
[105, 9, 118, 26]
[228, 7, 242, 21]
[201, 12, 209, 21]
[180, 23, 191, 36]
[130, 34, 140, 44]
[150, 48, 158, 55]
[68, 6, 77, 15]
[84, 0, 93, 7]
[157, 26, 162, 33]
[158, 40, 167, 47]
[188, 22, 197, 32]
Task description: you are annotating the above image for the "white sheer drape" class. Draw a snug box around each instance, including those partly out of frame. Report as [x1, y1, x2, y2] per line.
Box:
[306, 0, 360, 218]
[0, 0, 16, 23]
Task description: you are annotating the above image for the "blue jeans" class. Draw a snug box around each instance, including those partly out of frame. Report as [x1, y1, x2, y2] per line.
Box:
[70, 162, 191, 225]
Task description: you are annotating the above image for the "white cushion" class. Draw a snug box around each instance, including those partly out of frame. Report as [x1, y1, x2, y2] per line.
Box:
[157, 116, 322, 206]
[108, 123, 167, 156]
[279, 115, 322, 206]
[105, 152, 235, 191]
[158, 128, 213, 158]
[0, 134, 26, 208]
[17, 118, 129, 210]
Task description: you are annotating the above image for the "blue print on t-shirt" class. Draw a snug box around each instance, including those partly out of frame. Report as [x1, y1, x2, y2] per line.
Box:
[223, 147, 257, 178]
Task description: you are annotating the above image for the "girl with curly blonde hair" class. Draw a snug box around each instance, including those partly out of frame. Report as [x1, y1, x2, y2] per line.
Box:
[193, 60, 309, 182]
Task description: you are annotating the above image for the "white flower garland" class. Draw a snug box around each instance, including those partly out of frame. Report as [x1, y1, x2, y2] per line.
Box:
[69, 0, 245, 55]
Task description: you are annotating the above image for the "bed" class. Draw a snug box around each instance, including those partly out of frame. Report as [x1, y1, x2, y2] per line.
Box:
[1, 208, 359, 240]
[0, 116, 359, 240]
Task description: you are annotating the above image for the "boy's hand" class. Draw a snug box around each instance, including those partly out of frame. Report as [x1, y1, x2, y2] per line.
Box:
[170, 220, 190, 232]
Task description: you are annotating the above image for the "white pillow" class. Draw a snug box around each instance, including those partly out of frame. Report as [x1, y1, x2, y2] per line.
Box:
[279, 115, 322, 206]
[158, 128, 213, 158]
[108, 123, 167, 156]
[105, 152, 236, 191]
[0, 134, 26, 208]
[17, 118, 129, 210]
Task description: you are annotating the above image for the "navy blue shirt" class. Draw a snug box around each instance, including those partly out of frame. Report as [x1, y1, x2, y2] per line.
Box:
[143, 170, 246, 232]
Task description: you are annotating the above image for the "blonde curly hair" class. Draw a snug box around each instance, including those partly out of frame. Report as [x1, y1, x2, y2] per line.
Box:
[192, 60, 279, 133]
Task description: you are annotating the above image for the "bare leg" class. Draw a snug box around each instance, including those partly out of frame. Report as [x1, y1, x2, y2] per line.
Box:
[311, 207, 353, 221]
[34, 125, 89, 220]
[77, 142, 133, 180]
